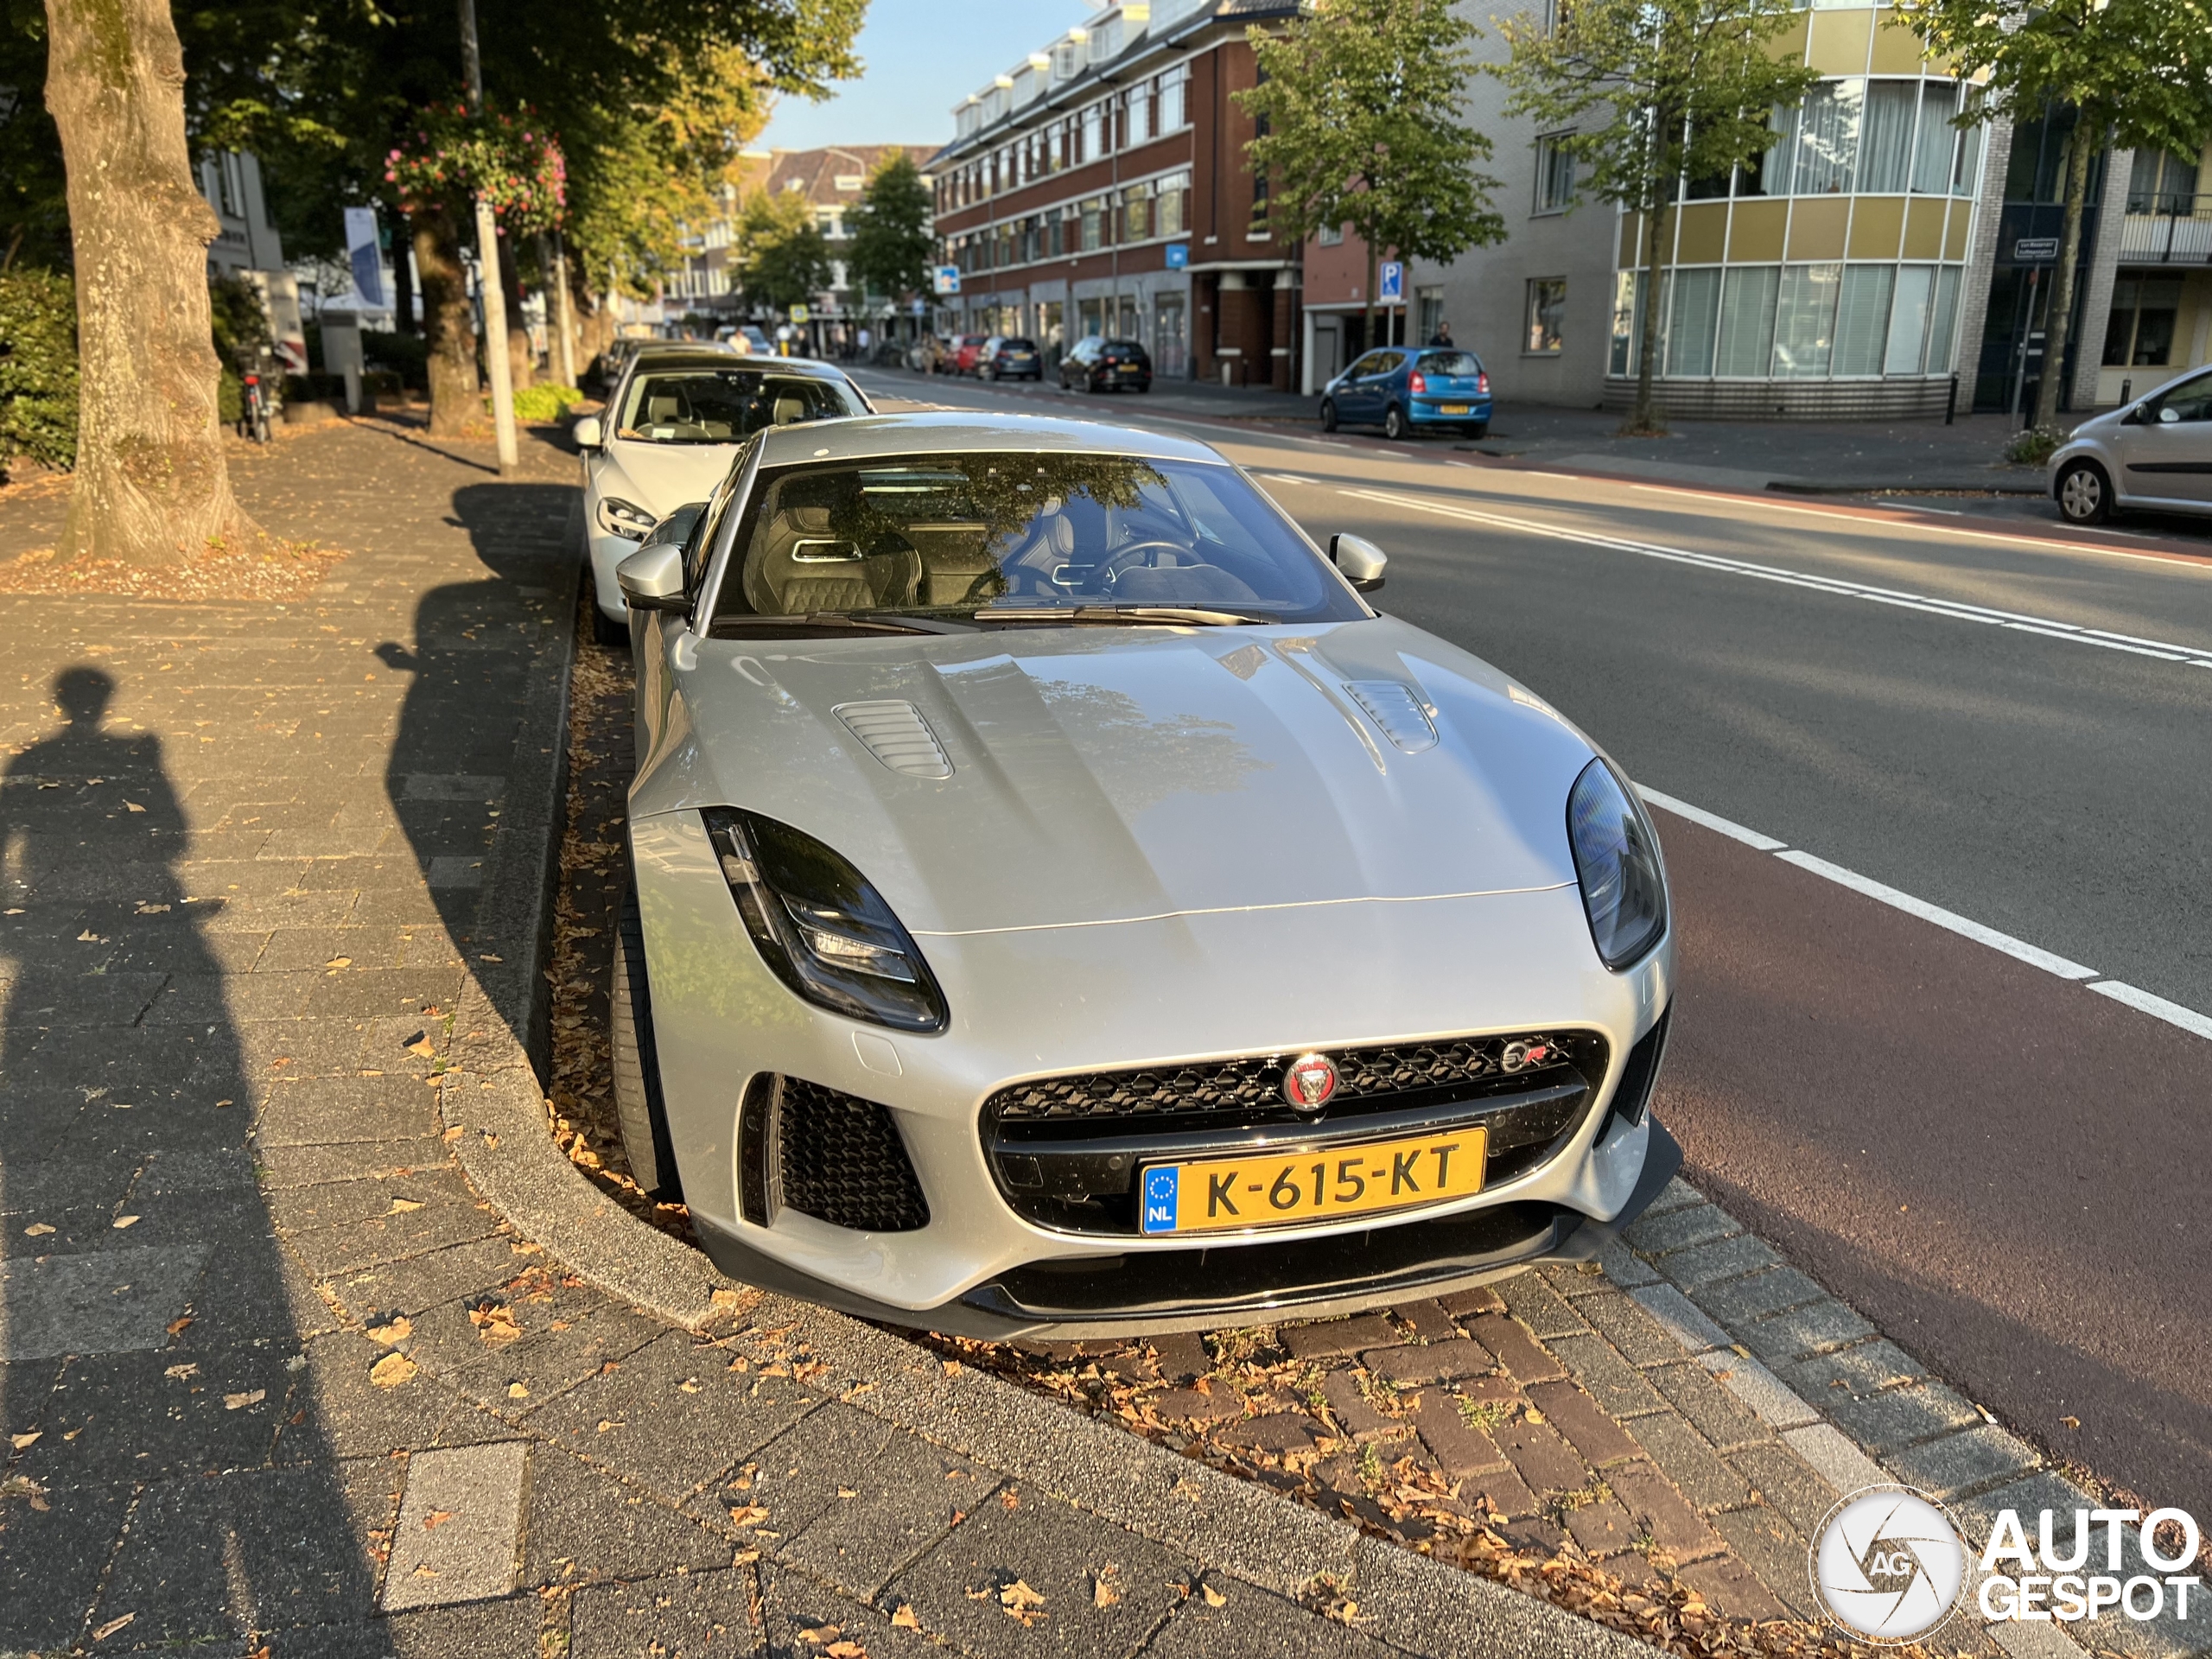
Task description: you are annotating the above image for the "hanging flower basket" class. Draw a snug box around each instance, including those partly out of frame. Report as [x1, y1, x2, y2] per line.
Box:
[385, 105, 567, 232]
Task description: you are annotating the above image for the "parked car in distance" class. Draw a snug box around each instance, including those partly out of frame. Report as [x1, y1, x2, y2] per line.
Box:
[607, 410, 1681, 1336]
[573, 353, 871, 645]
[2049, 364, 2212, 525]
[944, 335, 990, 376]
[1321, 347, 1491, 441]
[1060, 336, 1152, 394]
[980, 337, 1043, 381]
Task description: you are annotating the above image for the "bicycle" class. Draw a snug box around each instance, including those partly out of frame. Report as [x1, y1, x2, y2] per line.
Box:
[240, 371, 272, 443]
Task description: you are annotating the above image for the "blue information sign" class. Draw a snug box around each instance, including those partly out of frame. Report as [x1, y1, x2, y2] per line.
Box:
[1165, 242, 1190, 270]
[1378, 261, 1405, 302]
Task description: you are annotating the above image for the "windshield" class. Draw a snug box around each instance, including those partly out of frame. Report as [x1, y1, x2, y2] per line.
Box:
[1418, 351, 1483, 376]
[617, 370, 863, 445]
[715, 453, 1365, 626]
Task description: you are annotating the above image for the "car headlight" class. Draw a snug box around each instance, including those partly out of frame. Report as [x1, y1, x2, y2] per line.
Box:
[1566, 759, 1669, 970]
[597, 495, 657, 542]
[701, 808, 947, 1033]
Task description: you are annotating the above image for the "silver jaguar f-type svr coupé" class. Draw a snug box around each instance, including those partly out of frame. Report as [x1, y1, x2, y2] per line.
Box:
[610, 411, 1679, 1336]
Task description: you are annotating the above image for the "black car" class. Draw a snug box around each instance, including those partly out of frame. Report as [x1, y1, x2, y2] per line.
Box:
[1059, 335, 1152, 393]
[979, 337, 1043, 381]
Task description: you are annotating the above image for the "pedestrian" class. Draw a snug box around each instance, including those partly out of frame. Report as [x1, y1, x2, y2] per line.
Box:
[1428, 320, 1455, 348]
[858, 325, 871, 359]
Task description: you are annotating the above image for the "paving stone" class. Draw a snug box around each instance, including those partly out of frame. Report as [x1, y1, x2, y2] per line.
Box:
[1823, 1380, 1983, 1454]
[1280, 1315, 1398, 1360]
[1642, 1178, 1705, 1218]
[885, 1483, 1190, 1659]
[1526, 1379, 1642, 1467]
[293, 1596, 546, 1658]
[1707, 1506, 1816, 1618]
[0, 1478, 136, 1654]
[1622, 1202, 1739, 1257]
[519, 1444, 731, 1589]
[1647, 1362, 1771, 1453]
[327, 1236, 523, 1321]
[1217, 1411, 1322, 1455]
[1699, 1351, 1819, 1432]
[1145, 1332, 1211, 1383]
[1435, 1284, 1504, 1319]
[1724, 1441, 1838, 1537]
[1946, 1471, 2093, 1550]
[1886, 1425, 2040, 1501]
[284, 1200, 502, 1279]
[1535, 1260, 1614, 1299]
[1775, 1338, 1928, 1401]
[1321, 1371, 1403, 1441]
[381, 1440, 528, 1610]
[1359, 1337, 1495, 1386]
[1734, 1298, 1878, 1364]
[1606, 1459, 1727, 1559]
[0, 1242, 210, 1360]
[1463, 1314, 1563, 1384]
[1547, 1332, 1667, 1420]
[1408, 1391, 1509, 1478]
[1497, 1270, 1589, 1339]
[1493, 1414, 1591, 1497]
[1147, 1385, 1249, 1425]
[1563, 1494, 1642, 1558]
[16, 1343, 296, 1484]
[1389, 1299, 1459, 1342]
[1146, 1582, 1405, 1659]
[760, 1564, 944, 1659]
[1675, 1553, 1789, 1622]
[1576, 1287, 1697, 1368]
[1694, 1267, 1829, 1328]
[1595, 1239, 1661, 1289]
[571, 1567, 757, 1657]
[1662, 1233, 1785, 1291]
[278, 1327, 476, 1462]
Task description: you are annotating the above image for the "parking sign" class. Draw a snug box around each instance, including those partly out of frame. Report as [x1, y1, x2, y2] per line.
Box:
[1379, 261, 1404, 302]
[933, 265, 962, 296]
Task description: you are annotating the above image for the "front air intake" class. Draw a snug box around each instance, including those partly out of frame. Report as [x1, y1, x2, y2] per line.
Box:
[741, 1074, 930, 1232]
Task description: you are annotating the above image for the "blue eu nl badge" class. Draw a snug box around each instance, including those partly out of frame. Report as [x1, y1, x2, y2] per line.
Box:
[1141, 1166, 1179, 1234]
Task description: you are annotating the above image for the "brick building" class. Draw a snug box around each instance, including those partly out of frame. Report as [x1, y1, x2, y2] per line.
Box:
[929, 0, 1302, 389]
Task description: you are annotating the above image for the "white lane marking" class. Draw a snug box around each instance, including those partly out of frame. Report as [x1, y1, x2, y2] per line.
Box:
[1262, 473, 1313, 486]
[1771, 850, 2101, 980]
[1635, 786, 1788, 851]
[1344, 486, 2212, 667]
[2085, 980, 2212, 1040]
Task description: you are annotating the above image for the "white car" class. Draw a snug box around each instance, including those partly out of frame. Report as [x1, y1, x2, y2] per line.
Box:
[2049, 364, 2212, 525]
[575, 353, 871, 643]
[606, 411, 1681, 1336]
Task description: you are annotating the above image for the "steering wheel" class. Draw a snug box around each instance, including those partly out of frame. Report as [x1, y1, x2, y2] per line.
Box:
[1096, 540, 1195, 590]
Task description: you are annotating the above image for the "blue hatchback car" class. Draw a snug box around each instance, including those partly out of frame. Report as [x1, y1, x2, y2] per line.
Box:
[1320, 346, 1491, 440]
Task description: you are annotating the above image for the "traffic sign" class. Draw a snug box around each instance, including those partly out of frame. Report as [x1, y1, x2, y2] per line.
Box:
[1165, 243, 1190, 270]
[789, 303, 810, 323]
[933, 265, 962, 296]
[1378, 261, 1404, 302]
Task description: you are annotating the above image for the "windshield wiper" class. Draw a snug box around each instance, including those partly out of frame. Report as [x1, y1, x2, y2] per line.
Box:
[715, 612, 977, 636]
[979, 606, 1264, 627]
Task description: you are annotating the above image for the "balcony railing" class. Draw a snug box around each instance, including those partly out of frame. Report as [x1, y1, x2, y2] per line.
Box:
[2120, 196, 2212, 263]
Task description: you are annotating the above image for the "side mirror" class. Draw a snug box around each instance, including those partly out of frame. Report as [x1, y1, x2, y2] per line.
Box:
[651, 501, 708, 550]
[572, 415, 604, 448]
[1330, 532, 1388, 594]
[616, 542, 688, 613]
[2120, 404, 2143, 425]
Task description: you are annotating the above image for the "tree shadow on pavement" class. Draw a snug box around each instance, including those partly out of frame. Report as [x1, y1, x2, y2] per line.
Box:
[0, 668, 396, 1655]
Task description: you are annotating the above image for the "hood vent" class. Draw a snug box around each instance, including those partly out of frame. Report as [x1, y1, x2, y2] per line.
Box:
[1344, 682, 1438, 753]
[835, 700, 953, 779]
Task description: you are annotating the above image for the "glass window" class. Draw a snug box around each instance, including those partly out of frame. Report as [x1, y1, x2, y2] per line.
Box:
[2128, 149, 2202, 214]
[1081, 199, 1105, 252]
[1791, 81, 1862, 195]
[1417, 351, 1484, 376]
[1160, 67, 1188, 132]
[1081, 102, 1103, 162]
[1773, 264, 1842, 376]
[716, 454, 1365, 625]
[2104, 276, 2184, 365]
[1527, 276, 1568, 353]
[1910, 83, 1956, 194]
[1123, 185, 1151, 242]
[1609, 270, 1645, 376]
[1925, 265, 1963, 372]
[2148, 369, 2212, 420]
[1886, 264, 1936, 373]
[1158, 181, 1185, 238]
[1715, 265, 1781, 376]
[1951, 92, 1985, 197]
[618, 370, 865, 444]
[1743, 105, 1796, 197]
[1665, 268, 1721, 376]
[1317, 223, 1344, 246]
[1534, 134, 1578, 213]
[1128, 81, 1153, 143]
[1832, 265, 1895, 375]
[1859, 82, 1917, 194]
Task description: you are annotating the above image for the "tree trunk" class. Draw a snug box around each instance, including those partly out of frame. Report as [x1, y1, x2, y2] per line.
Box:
[43, 0, 259, 565]
[499, 227, 534, 391]
[414, 206, 478, 435]
[1361, 239, 1377, 365]
[1630, 196, 1669, 435]
[2033, 126, 2095, 431]
[391, 204, 417, 335]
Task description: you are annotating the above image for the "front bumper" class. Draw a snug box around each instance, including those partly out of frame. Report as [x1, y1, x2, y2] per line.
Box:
[588, 527, 646, 622]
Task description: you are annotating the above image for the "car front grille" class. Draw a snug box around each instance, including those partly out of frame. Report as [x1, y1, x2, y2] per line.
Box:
[747, 1076, 930, 1234]
[982, 1029, 1612, 1236]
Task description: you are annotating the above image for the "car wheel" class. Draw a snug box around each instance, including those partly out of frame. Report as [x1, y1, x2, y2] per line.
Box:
[1383, 404, 1409, 442]
[1133, 380, 1149, 394]
[611, 883, 682, 1200]
[2056, 460, 2112, 525]
[591, 605, 627, 648]
[1464, 420, 1490, 441]
[1319, 398, 1338, 433]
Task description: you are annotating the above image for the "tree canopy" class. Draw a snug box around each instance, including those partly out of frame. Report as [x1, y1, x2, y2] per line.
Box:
[738, 184, 831, 309]
[845, 149, 933, 306]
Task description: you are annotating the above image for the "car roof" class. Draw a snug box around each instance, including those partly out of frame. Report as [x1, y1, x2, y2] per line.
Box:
[752, 411, 1224, 467]
[623, 352, 848, 377]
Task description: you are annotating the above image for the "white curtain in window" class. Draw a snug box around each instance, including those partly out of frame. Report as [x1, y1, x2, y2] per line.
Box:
[1772, 264, 1842, 376]
[1792, 82, 1862, 195]
[1925, 266, 1963, 370]
[1833, 265, 1895, 375]
[1756, 105, 1799, 196]
[1910, 84, 1957, 194]
[1716, 266, 1781, 375]
[1859, 83, 1917, 194]
[1951, 92, 1985, 196]
[1885, 264, 1936, 372]
[1666, 268, 1723, 377]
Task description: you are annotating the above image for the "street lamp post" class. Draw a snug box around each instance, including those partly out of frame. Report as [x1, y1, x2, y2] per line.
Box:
[459, 0, 518, 474]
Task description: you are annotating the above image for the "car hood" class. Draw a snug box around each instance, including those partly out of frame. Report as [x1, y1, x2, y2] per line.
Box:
[599, 440, 741, 518]
[639, 616, 1601, 937]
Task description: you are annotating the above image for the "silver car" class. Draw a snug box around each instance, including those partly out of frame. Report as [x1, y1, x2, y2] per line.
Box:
[575, 352, 871, 643]
[2049, 364, 2212, 525]
[609, 412, 1680, 1336]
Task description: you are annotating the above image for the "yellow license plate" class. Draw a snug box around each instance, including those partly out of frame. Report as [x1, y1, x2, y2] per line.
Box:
[1139, 1127, 1487, 1235]
[1440, 404, 1471, 414]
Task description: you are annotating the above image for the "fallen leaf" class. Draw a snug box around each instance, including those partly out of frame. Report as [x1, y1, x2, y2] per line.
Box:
[387, 1197, 423, 1213]
[1092, 1573, 1121, 1609]
[166, 1315, 193, 1336]
[1522, 1407, 1545, 1424]
[124, 801, 145, 813]
[709, 1287, 741, 1309]
[836, 1486, 858, 1499]
[825, 1643, 866, 1658]
[507, 1382, 530, 1400]
[369, 1352, 417, 1389]
[890, 1605, 920, 1630]
[1000, 1489, 1020, 1510]
[468, 1303, 523, 1344]
[91, 1611, 135, 1640]
[423, 1509, 456, 1530]
[2061, 1414, 2081, 1430]
[477, 953, 503, 963]
[797, 1623, 841, 1646]
[1201, 1583, 1228, 1608]
[594, 1418, 625, 1433]
[111, 1215, 141, 1230]
[164, 1363, 199, 1380]
[365, 1315, 413, 1347]
[22, 1223, 53, 1236]
[325, 957, 352, 969]
[9, 1432, 39, 1450]
[678, 1377, 702, 1394]
[404, 1034, 435, 1058]
[727, 1503, 770, 1527]
[224, 1389, 265, 1411]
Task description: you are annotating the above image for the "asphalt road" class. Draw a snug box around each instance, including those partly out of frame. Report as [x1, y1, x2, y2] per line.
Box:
[856, 366, 2212, 1516]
